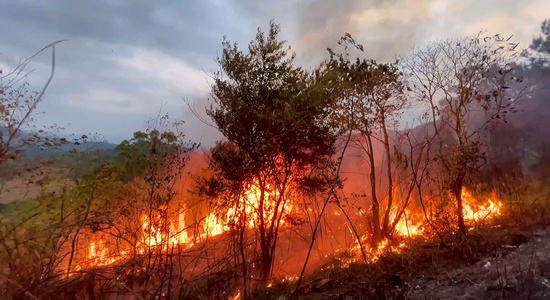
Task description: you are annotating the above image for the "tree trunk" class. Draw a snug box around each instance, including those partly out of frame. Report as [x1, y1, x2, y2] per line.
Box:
[380, 113, 393, 237]
[453, 184, 467, 235]
[259, 252, 273, 283]
[366, 134, 381, 244]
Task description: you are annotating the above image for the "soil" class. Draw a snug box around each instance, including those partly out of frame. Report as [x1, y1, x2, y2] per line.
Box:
[406, 226, 550, 300]
[288, 221, 550, 300]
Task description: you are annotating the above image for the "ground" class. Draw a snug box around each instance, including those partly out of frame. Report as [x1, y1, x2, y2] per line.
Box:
[406, 226, 550, 300]
[285, 220, 550, 300]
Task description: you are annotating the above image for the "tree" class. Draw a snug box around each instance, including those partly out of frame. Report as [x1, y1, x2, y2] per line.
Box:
[63, 120, 197, 299]
[0, 41, 65, 165]
[402, 34, 528, 235]
[328, 34, 408, 245]
[205, 21, 336, 288]
[112, 128, 183, 181]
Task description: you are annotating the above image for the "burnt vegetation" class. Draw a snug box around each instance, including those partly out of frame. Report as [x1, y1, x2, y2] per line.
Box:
[1, 20, 550, 299]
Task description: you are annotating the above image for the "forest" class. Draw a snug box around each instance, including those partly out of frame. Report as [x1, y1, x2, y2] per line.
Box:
[1, 20, 550, 299]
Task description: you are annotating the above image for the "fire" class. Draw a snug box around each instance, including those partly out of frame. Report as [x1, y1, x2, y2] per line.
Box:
[199, 178, 294, 238]
[79, 178, 295, 270]
[229, 290, 241, 300]
[281, 274, 299, 282]
[202, 214, 226, 237]
[78, 184, 503, 275]
[88, 239, 126, 267]
[335, 187, 504, 266]
[394, 216, 423, 237]
[140, 208, 192, 249]
[461, 187, 502, 224]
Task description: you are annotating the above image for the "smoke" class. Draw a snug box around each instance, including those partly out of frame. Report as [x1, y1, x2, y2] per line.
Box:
[485, 65, 550, 179]
[293, 0, 451, 66]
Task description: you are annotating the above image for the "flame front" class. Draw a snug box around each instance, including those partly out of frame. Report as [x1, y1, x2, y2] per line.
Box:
[336, 187, 504, 266]
[79, 178, 294, 270]
[77, 186, 503, 274]
[461, 188, 502, 224]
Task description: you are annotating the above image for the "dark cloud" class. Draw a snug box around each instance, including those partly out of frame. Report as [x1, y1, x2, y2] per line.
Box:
[0, 0, 545, 145]
[0, 0, 231, 143]
[1, 1, 229, 64]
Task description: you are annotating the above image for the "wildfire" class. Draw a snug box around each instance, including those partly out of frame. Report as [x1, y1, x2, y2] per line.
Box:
[79, 179, 295, 270]
[335, 187, 504, 267]
[229, 290, 241, 300]
[394, 216, 423, 237]
[78, 185, 503, 274]
[461, 187, 502, 224]
[88, 239, 126, 267]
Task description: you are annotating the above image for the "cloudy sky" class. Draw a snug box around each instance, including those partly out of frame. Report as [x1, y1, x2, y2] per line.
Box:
[0, 0, 547, 146]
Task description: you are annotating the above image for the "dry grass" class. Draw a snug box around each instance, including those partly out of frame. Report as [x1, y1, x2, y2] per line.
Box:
[0, 166, 71, 204]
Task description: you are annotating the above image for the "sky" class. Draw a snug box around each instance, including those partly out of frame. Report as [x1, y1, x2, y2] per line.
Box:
[0, 0, 548, 146]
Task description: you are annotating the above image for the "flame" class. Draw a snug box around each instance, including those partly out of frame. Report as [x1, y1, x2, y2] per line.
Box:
[229, 290, 241, 300]
[140, 207, 192, 251]
[394, 216, 422, 237]
[337, 187, 504, 266]
[79, 207, 194, 270]
[79, 178, 296, 270]
[87, 239, 127, 267]
[199, 178, 294, 238]
[281, 274, 299, 282]
[461, 187, 502, 223]
[78, 183, 503, 275]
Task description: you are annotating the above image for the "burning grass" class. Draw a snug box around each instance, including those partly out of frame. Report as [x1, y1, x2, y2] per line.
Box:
[69, 178, 298, 274]
[2, 167, 537, 300]
[61, 185, 505, 298]
[325, 187, 504, 271]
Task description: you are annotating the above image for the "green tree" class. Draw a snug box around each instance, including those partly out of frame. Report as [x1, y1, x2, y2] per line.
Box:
[205, 21, 336, 287]
[110, 128, 182, 181]
[327, 34, 408, 245]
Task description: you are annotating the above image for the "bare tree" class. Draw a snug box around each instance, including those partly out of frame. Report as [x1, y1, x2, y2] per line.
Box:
[402, 34, 530, 235]
[0, 40, 66, 164]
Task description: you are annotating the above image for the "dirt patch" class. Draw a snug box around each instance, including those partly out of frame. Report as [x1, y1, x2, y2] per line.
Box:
[286, 221, 550, 300]
[406, 227, 550, 300]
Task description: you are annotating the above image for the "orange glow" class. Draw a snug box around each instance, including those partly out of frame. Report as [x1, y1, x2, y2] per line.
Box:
[394, 216, 423, 237]
[78, 177, 296, 270]
[281, 274, 299, 282]
[338, 187, 504, 266]
[229, 290, 241, 300]
[76, 182, 503, 274]
[461, 187, 502, 224]
[78, 208, 194, 270]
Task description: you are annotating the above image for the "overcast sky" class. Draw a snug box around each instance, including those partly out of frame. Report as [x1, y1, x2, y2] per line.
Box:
[0, 0, 547, 146]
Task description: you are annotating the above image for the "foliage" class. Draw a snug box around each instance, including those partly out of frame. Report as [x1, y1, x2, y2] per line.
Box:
[326, 33, 409, 244]
[204, 21, 337, 287]
[110, 128, 183, 181]
[2, 21, 550, 300]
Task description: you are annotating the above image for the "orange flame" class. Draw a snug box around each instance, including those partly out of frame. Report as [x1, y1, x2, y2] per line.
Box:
[338, 187, 504, 266]
[80, 178, 295, 270]
[79, 184, 503, 273]
[461, 187, 502, 224]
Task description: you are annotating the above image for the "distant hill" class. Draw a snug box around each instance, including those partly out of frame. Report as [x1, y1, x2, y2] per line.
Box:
[0, 125, 118, 159]
[23, 141, 117, 158]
